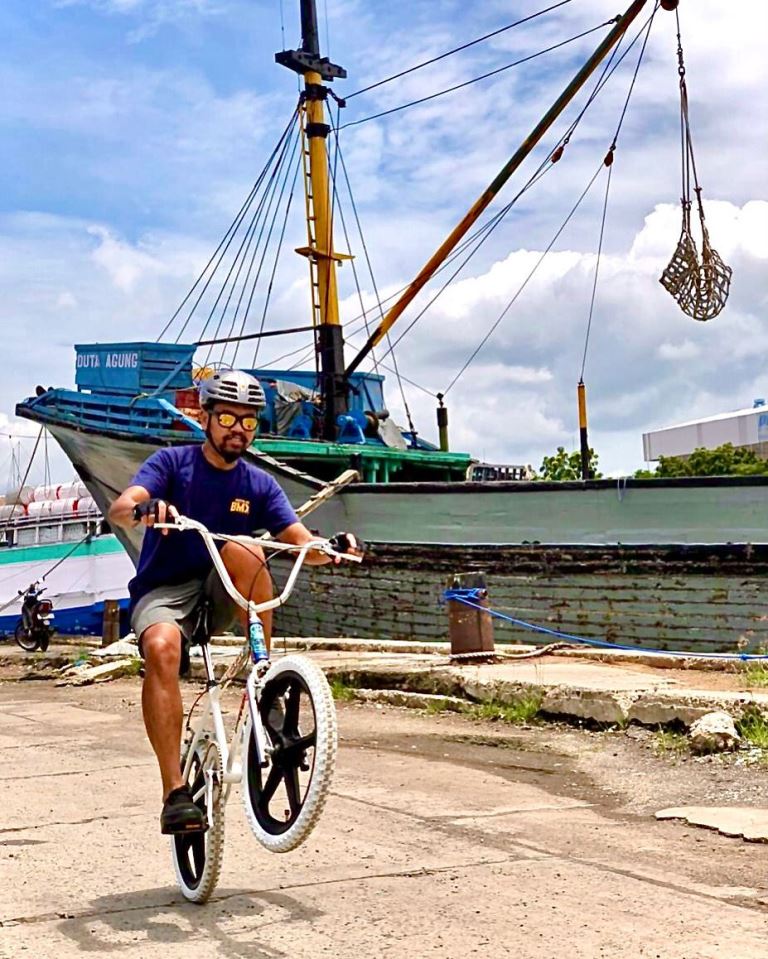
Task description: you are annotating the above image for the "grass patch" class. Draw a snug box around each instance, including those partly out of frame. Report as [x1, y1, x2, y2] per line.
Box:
[424, 698, 456, 715]
[329, 677, 357, 703]
[470, 694, 543, 726]
[653, 727, 689, 758]
[737, 707, 768, 750]
[742, 663, 768, 688]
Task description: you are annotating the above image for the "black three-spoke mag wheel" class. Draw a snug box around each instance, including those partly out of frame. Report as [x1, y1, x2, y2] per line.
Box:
[242, 656, 337, 853]
[171, 740, 224, 903]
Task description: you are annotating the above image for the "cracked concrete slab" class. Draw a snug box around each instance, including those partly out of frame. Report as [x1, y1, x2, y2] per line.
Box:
[656, 806, 768, 843]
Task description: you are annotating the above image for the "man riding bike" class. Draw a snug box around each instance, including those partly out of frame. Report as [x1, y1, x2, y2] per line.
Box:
[109, 370, 360, 835]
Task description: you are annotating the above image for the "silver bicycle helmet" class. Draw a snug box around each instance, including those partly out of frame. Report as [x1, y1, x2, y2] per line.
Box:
[199, 370, 266, 410]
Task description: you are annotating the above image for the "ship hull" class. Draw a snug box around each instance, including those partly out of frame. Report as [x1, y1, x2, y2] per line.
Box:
[0, 536, 133, 637]
[40, 421, 768, 654]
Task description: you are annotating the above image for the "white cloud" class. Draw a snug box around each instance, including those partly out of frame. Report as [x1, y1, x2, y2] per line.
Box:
[657, 340, 701, 361]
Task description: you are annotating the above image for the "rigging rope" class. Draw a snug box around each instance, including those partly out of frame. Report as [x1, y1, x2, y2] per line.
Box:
[344, 0, 575, 100]
[42, 531, 95, 582]
[580, 164, 612, 382]
[443, 162, 605, 396]
[228, 131, 302, 367]
[329, 103, 381, 377]
[580, 4, 658, 381]
[340, 19, 619, 131]
[159, 106, 299, 343]
[659, 8, 731, 321]
[333, 137, 418, 436]
[200, 125, 299, 361]
[346, 7, 660, 375]
[250, 150, 303, 368]
[211, 124, 301, 362]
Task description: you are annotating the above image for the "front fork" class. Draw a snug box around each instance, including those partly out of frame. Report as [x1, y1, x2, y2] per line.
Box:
[246, 607, 271, 769]
[183, 621, 271, 791]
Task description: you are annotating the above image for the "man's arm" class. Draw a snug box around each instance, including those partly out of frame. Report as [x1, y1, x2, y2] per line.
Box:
[275, 523, 361, 566]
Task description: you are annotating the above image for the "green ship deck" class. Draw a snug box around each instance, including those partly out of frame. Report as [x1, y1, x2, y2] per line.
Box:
[252, 437, 472, 483]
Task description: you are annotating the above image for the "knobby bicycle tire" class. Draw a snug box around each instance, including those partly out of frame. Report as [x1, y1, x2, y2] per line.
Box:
[242, 655, 338, 853]
[171, 739, 225, 903]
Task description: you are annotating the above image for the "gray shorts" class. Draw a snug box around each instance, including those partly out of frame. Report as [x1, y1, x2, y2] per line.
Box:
[131, 569, 239, 653]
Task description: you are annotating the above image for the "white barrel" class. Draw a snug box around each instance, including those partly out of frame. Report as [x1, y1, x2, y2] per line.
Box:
[4, 485, 35, 506]
[30, 483, 61, 503]
[76, 495, 98, 514]
[50, 497, 79, 516]
[0, 503, 25, 521]
[26, 500, 54, 519]
[57, 480, 88, 500]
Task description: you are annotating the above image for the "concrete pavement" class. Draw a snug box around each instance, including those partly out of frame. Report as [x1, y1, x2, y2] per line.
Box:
[2, 679, 768, 958]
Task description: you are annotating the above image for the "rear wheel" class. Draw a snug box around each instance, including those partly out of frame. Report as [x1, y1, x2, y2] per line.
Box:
[242, 655, 337, 853]
[14, 620, 37, 652]
[171, 739, 224, 903]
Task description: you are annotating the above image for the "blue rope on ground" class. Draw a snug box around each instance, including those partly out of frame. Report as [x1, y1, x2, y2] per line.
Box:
[442, 589, 768, 662]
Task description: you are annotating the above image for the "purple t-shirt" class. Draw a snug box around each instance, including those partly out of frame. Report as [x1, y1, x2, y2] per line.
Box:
[128, 445, 298, 605]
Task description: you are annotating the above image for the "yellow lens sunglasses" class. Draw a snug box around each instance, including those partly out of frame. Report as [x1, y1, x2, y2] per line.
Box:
[213, 411, 258, 431]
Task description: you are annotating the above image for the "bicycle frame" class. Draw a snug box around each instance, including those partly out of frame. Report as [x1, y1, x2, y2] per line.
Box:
[154, 517, 360, 800]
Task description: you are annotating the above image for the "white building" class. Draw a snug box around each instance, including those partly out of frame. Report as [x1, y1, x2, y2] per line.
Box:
[643, 401, 768, 461]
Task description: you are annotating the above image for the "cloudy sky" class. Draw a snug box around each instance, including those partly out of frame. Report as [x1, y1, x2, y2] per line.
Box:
[1, 0, 766, 485]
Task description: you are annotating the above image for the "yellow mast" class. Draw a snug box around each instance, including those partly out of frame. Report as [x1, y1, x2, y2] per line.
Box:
[298, 71, 341, 329]
[276, 0, 348, 438]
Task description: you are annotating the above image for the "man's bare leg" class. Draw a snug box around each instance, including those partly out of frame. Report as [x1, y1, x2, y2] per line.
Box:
[141, 623, 185, 800]
[221, 541, 273, 648]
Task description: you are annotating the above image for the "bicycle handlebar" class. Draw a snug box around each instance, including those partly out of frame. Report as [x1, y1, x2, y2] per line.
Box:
[154, 516, 361, 616]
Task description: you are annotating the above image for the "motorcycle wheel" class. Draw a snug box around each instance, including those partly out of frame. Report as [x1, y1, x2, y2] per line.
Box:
[14, 620, 38, 653]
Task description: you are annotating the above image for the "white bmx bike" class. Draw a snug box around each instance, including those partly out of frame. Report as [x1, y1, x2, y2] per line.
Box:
[156, 516, 361, 903]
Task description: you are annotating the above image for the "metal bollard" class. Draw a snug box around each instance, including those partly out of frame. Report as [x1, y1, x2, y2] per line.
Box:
[447, 572, 495, 658]
[102, 599, 120, 647]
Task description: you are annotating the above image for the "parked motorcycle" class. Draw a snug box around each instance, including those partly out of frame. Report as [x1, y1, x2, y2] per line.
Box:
[15, 582, 55, 652]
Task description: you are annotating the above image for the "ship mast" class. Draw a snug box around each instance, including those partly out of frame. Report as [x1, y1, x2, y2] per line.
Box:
[276, 0, 347, 440]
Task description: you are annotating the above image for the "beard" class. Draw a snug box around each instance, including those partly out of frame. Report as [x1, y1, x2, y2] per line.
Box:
[206, 423, 246, 463]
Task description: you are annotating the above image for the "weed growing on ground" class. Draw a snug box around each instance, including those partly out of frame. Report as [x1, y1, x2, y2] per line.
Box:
[737, 707, 768, 750]
[742, 663, 768, 688]
[329, 677, 357, 702]
[471, 695, 543, 725]
[424, 698, 455, 715]
[653, 727, 689, 758]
